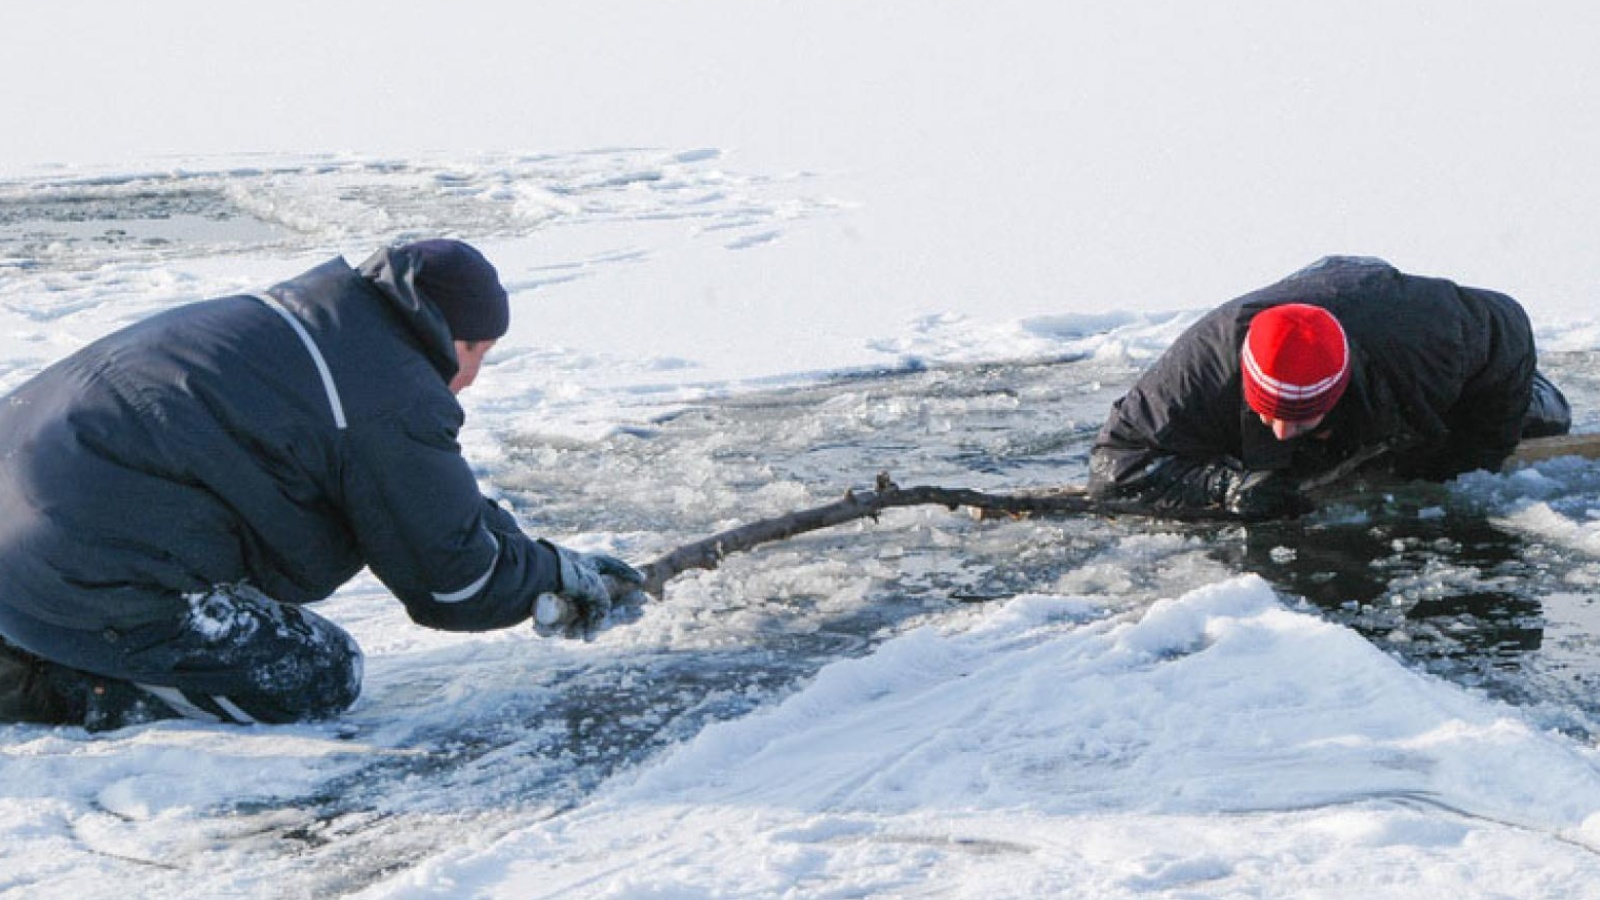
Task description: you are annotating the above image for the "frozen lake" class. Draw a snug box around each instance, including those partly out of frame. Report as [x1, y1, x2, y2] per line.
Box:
[3, 155, 1600, 898]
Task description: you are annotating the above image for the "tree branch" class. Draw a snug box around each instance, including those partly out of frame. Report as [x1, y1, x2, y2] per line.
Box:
[637, 472, 1219, 596]
[636, 433, 1600, 597]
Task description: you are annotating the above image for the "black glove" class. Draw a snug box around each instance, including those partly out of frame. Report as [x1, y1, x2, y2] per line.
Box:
[1091, 454, 1313, 520]
[533, 545, 647, 641]
[1222, 469, 1313, 520]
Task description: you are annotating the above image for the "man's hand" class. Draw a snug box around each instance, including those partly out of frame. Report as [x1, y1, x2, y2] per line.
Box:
[1223, 469, 1313, 520]
[1106, 456, 1312, 521]
[533, 545, 647, 641]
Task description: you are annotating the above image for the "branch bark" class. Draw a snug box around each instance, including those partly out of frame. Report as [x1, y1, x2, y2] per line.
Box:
[1509, 432, 1600, 464]
[635, 472, 1226, 596]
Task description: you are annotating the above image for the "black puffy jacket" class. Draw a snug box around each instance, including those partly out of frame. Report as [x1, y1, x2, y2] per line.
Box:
[1087, 257, 1538, 511]
[0, 250, 560, 672]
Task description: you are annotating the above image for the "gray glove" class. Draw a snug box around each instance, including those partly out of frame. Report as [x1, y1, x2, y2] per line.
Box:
[533, 544, 646, 641]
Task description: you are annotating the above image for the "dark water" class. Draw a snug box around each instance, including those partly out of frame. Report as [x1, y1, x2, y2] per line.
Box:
[499, 347, 1600, 736]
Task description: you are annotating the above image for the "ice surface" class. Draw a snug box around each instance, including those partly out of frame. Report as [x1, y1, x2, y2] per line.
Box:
[7, 4, 1600, 893]
[358, 577, 1600, 899]
[2, 223, 1598, 894]
[4, 164, 1600, 892]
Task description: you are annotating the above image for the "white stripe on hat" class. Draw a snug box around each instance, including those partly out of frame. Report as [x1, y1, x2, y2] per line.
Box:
[1241, 317, 1350, 403]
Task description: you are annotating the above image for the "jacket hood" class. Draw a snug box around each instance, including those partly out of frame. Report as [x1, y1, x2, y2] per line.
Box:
[357, 246, 460, 381]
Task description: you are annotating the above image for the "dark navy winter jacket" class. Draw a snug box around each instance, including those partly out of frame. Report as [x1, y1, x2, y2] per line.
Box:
[1087, 257, 1539, 509]
[0, 250, 560, 671]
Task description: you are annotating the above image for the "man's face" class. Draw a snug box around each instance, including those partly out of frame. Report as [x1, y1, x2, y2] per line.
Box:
[449, 339, 496, 394]
[1258, 412, 1326, 441]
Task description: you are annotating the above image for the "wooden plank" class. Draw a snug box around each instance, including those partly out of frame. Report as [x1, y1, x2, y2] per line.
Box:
[1510, 432, 1600, 464]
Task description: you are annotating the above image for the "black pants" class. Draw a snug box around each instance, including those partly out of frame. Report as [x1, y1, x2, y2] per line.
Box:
[1, 584, 362, 731]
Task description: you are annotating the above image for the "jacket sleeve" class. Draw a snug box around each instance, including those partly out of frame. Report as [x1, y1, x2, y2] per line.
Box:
[341, 392, 561, 632]
[1085, 309, 1252, 513]
[1088, 444, 1238, 511]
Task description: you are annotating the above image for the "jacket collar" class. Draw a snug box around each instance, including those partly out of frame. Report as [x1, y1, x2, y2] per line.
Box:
[356, 246, 460, 382]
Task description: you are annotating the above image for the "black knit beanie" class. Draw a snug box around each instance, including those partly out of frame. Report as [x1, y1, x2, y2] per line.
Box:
[403, 239, 509, 341]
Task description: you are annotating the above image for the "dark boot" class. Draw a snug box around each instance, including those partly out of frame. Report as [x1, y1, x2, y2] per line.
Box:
[0, 640, 84, 725]
[1, 639, 177, 731]
[1522, 371, 1572, 440]
[80, 678, 179, 733]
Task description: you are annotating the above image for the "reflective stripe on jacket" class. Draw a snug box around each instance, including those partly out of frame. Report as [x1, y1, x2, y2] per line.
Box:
[0, 253, 558, 672]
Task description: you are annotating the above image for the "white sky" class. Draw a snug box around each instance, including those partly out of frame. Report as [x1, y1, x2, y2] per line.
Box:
[8, 1, 1600, 321]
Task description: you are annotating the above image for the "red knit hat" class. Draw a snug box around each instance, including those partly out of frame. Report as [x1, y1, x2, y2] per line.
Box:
[1241, 303, 1351, 421]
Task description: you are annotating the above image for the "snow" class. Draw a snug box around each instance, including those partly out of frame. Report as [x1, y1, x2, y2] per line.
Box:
[366, 578, 1600, 899]
[6, 2, 1600, 897]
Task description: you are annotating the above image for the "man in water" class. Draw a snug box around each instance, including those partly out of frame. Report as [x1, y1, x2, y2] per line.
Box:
[1087, 256, 1571, 519]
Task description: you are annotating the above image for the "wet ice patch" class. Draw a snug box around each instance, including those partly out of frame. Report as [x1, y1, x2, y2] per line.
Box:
[1454, 456, 1600, 558]
[1500, 503, 1600, 557]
